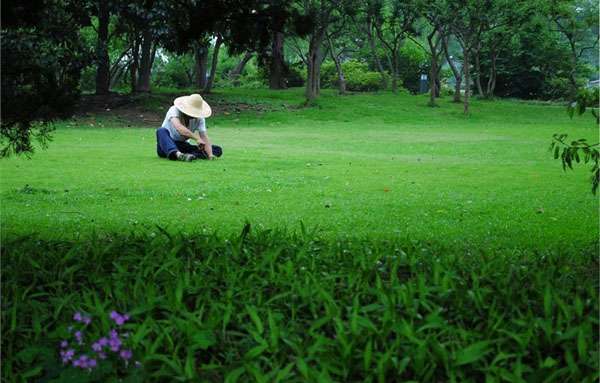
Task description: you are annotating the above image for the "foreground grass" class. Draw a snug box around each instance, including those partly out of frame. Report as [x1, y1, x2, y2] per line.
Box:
[1, 88, 598, 251]
[2, 228, 598, 382]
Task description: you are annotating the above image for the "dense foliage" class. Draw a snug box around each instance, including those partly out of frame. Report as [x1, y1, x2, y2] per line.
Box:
[0, 0, 91, 156]
[2, 228, 597, 382]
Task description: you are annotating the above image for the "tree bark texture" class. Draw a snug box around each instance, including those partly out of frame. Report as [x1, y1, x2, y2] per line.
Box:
[305, 32, 325, 101]
[194, 42, 209, 90]
[136, 28, 154, 93]
[463, 47, 470, 115]
[427, 30, 442, 106]
[230, 51, 253, 83]
[129, 36, 140, 93]
[204, 34, 223, 93]
[485, 48, 497, 97]
[366, 19, 387, 89]
[269, 32, 287, 89]
[94, 0, 110, 95]
[442, 35, 461, 103]
[327, 35, 346, 94]
[473, 43, 484, 97]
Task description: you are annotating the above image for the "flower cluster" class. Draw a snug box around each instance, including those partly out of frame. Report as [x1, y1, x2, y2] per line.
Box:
[59, 310, 139, 371]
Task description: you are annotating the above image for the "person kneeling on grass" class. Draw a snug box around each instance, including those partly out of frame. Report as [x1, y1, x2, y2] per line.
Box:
[156, 93, 223, 161]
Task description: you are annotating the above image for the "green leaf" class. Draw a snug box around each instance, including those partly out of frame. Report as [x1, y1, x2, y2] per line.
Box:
[191, 330, 216, 350]
[244, 344, 268, 360]
[247, 306, 263, 334]
[455, 341, 492, 366]
[224, 367, 245, 383]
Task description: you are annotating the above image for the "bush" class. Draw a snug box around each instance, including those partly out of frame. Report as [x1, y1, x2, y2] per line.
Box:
[152, 54, 195, 89]
[321, 60, 388, 91]
[3, 227, 598, 382]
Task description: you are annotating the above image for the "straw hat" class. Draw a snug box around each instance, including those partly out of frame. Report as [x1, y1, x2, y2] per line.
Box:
[173, 94, 212, 118]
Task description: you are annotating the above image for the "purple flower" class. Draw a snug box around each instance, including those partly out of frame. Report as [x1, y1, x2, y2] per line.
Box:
[109, 329, 118, 339]
[98, 352, 107, 360]
[98, 337, 109, 347]
[110, 311, 130, 326]
[91, 342, 102, 352]
[74, 331, 83, 345]
[87, 359, 97, 368]
[60, 349, 75, 364]
[120, 349, 132, 361]
[73, 312, 83, 322]
[109, 336, 121, 352]
[83, 316, 92, 326]
[60, 340, 68, 348]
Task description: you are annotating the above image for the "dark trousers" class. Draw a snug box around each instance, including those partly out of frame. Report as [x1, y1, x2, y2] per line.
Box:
[156, 128, 223, 160]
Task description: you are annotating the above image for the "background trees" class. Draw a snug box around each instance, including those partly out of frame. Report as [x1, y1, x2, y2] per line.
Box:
[2, 0, 598, 155]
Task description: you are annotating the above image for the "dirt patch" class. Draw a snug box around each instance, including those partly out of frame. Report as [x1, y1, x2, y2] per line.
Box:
[75, 92, 294, 127]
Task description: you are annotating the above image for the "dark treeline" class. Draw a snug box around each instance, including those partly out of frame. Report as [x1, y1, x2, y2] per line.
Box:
[1, 0, 598, 155]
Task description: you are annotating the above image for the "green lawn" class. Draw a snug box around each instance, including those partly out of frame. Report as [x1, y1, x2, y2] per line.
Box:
[1, 88, 597, 251]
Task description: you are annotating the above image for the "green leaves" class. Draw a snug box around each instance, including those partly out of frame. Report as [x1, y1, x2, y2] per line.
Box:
[2, 230, 598, 382]
[454, 341, 492, 366]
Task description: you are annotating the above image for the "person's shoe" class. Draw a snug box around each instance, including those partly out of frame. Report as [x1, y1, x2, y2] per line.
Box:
[177, 152, 196, 162]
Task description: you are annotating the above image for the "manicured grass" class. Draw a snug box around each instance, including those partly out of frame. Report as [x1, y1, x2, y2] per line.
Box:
[1, 88, 597, 251]
[2, 88, 598, 382]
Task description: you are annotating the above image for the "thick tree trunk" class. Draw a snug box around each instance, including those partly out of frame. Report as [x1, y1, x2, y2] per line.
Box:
[204, 34, 223, 93]
[366, 19, 387, 89]
[442, 35, 461, 103]
[463, 47, 470, 115]
[95, 0, 110, 95]
[194, 42, 209, 90]
[269, 32, 287, 89]
[327, 35, 346, 94]
[136, 29, 153, 93]
[305, 32, 325, 101]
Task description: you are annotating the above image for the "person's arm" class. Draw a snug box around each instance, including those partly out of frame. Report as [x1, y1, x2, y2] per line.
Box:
[199, 131, 214, 159]
[170, 117, 205, 144]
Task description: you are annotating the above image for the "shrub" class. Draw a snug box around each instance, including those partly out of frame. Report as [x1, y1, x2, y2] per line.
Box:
[321, 60, 388, 91]
[152, 54, 195, 89]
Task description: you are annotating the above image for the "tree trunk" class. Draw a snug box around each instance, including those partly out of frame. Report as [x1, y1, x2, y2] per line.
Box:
[136, 28, 153, 93]
[230, 51, 253, 84]
[204, 34, 223, 93]
[95, 0, 110, 95]
[442, 35, 461, 103]
[129, 35, 140, 94]
[305, 32, 325, 101]
[194, 42, 209, 90]
[327, 34, 346, 95]
[463, 47, 470, 115]
[366, 19, 387, 89]
[473, 44, 484, 97]
[568, 39, 578, 99]
[269, 32, 287, 89]
[485, 48, 497, 98]
[391, 52, 399, 94]
[427, 31, 438, 106]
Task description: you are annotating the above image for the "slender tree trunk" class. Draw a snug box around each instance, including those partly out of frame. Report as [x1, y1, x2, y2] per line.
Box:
[269, 32, 287, 89]
[230, 51, 253, 84]
[130, 35, 140, 94]
[442, 35, 461, 103]
[327, 34, 346, 95]
[95, 0, 110, 95]
[427, 31, 438, 106]
[136, 29, 153, 93]
[204, 34, 223, 93]
[366, 19, 387, 89]
[568, 39, 578, 99]
[485, 48, 497, 98]
[391, 51, 399, 94]
[194, 42, 209, 90]
[463, 47, 470, 115]
[473, 44, 484, 97]
[305, 32, 325, 101]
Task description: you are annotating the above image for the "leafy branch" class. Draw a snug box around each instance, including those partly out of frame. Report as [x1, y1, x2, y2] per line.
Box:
[550, 134, 599, 194]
